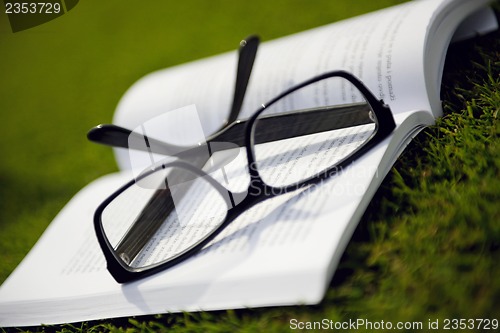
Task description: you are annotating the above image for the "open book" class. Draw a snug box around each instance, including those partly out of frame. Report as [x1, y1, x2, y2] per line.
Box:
[0, 0, 497, 327]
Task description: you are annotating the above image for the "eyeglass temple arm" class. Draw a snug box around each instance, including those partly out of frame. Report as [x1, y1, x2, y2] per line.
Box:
[87, 35, 258, 152]
[114, 188, 174, 265]
[211, 102, 373, 147]
[114, 164, 202, 266]
[225, 35, 259, 127]
[88, 102, 372, 158]
[88, 124, 191, 156]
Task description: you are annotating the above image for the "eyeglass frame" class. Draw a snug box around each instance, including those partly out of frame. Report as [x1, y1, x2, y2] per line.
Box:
[94, 70, 396, 283]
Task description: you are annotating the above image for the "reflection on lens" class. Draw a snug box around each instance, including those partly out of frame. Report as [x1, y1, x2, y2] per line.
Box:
[253, 76, 377, 188]
[100, 165, 230, 269]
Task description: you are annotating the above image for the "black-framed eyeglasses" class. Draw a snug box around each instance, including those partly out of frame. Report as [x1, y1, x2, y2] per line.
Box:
[88, 37, 396, 283]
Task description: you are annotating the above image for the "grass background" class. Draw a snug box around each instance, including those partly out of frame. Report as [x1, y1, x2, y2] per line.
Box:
[0, 0, 498, 332]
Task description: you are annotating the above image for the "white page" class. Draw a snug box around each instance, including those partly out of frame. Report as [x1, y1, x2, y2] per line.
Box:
[424, 0, 496, 116]
[113, 0, 496, 172]
[0, 132, 390, 326]
[113, 0, 446, 171]
[0, 112, 435, 327]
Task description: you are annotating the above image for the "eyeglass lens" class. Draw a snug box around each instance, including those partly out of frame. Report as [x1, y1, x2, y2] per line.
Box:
[101, 166, 230, 269]
[252, 76, 377, 188]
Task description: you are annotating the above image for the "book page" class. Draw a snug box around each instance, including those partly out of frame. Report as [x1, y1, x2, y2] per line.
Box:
[113, 0, 444, 171]
[424, 0, 497, 117]
[0, 114, 439, 329]
[0, 127, 389, 326]
[113, 0, 496, 172]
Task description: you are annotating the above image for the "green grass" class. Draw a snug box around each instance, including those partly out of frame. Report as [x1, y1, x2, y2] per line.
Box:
[1, 1, 499, 332]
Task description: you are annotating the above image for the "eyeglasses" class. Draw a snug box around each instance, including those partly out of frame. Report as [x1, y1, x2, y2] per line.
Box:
[89, 38, 396, 283]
